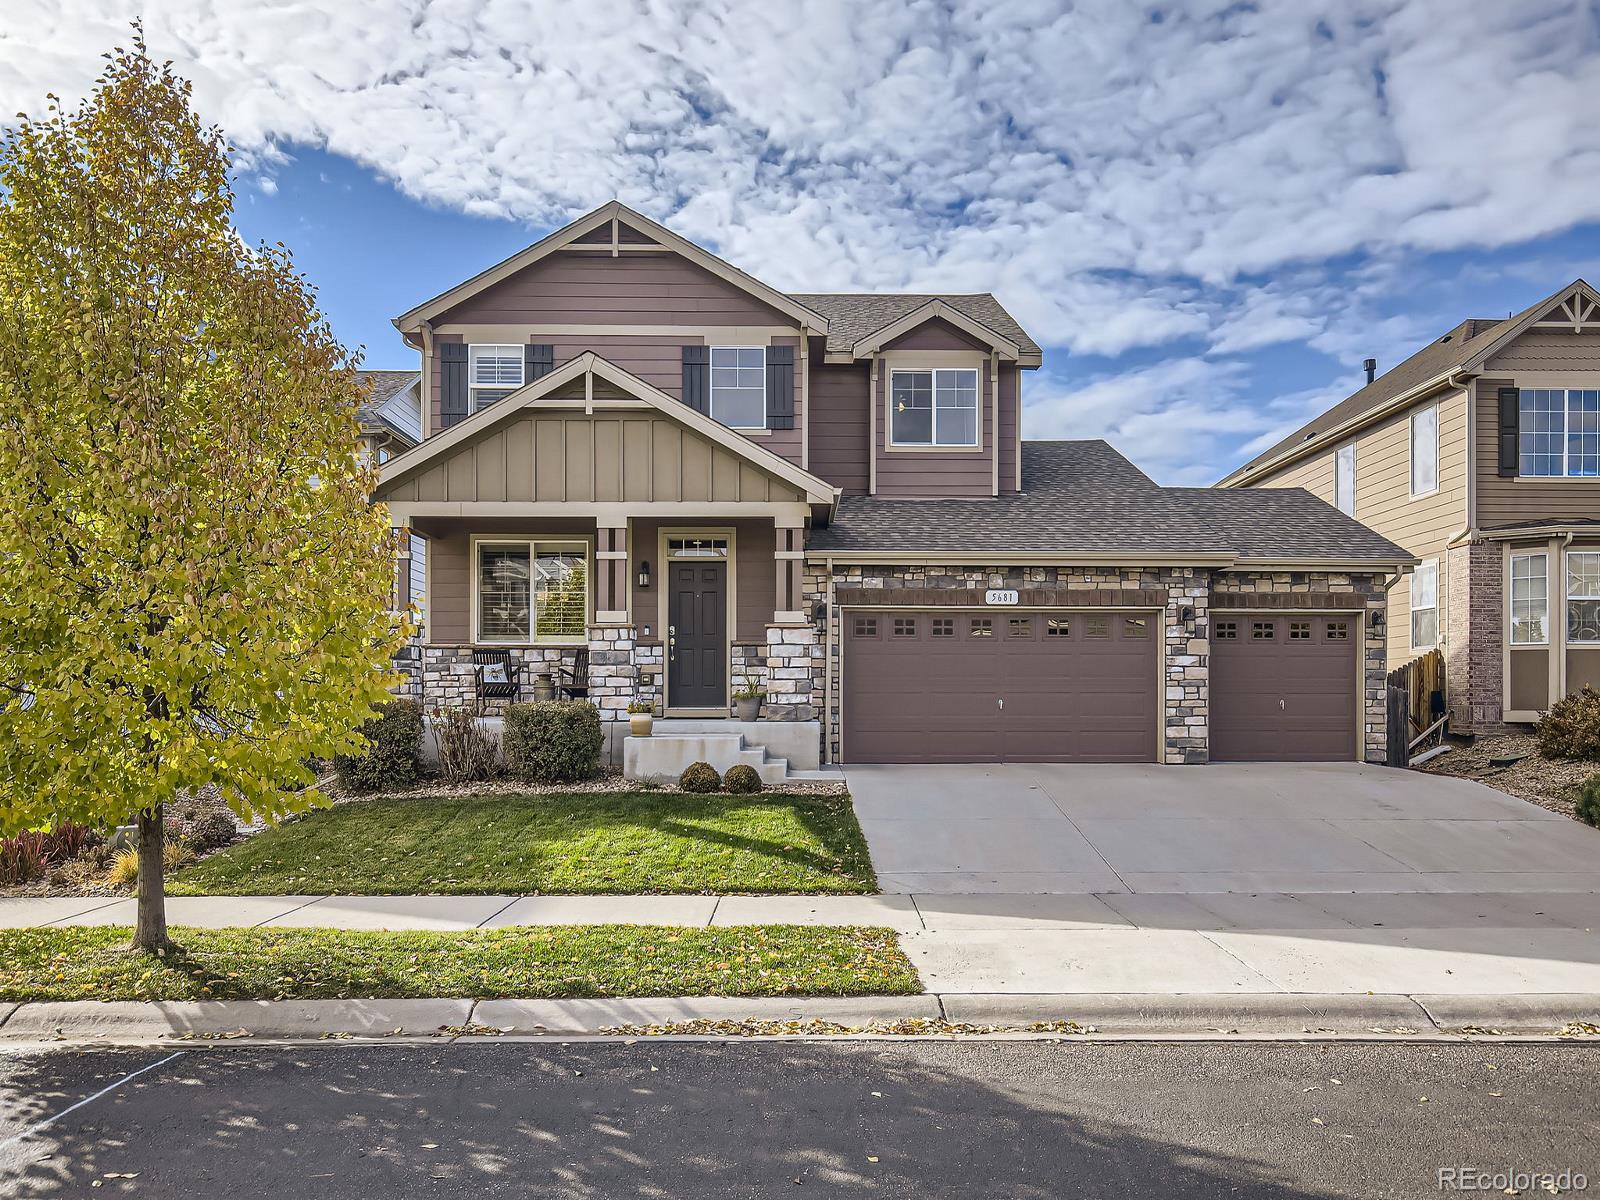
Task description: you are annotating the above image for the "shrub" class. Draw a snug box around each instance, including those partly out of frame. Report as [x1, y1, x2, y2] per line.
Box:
[1578, 775, 1600, 828]
[678, 761, 722, 793]
[185, 810, 238, 854]
[722, 763, 762, 795]
[502, 700, 603, 783]
[0, 831, 50, 886]
[106, 841, 195, 887]
[333, 699, 425, 792]
[432, 706, 500, 784]
[1536, 687, 1600, 759]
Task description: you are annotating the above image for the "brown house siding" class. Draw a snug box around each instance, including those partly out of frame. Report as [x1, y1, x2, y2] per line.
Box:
[628, 517, 777, 644]
[1475, 345, 1600, 528]
[873, 358, 996, 498]
[881, 316, 990, 352]
[807, 362, 870, 494]
[416, 516, 596, 645]
[435, 251, 793, 327]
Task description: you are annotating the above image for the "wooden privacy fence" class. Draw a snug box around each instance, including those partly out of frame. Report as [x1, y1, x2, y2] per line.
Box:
[1385, 648, 1446, 767]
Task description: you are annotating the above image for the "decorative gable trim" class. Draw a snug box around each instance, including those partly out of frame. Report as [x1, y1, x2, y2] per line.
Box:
[393, 201, 830, 335]
[1463, 278, 1600, 369]
[849, 299, 1020, 360]
[375, 351, 839, 507]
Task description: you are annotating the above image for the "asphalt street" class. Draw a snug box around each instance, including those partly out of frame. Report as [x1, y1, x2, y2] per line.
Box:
[0, 1040, 1596, 1198]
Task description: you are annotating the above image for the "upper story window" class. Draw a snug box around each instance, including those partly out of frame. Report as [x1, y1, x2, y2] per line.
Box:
[891, 368, 979, 447]
[1410, 403, 1438, 496]
[1410, 558, 1439, 649]
[1519, 389, 1600, 477]
[1510, 551, 1548, 645]
[710, 347, 766, 429]
[469, 344, 523, 412]
[1335, 443, 1356, 516]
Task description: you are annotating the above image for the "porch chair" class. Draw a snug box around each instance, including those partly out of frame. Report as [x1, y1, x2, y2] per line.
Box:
[558, 647, 590, 700]
[471, 649, 522, 704]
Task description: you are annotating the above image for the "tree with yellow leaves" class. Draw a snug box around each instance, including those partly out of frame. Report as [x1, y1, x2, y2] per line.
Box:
[0, 31, 409, 953]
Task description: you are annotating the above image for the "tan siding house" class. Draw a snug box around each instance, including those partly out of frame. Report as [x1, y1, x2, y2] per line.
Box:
[1220, 279, 1600, 734]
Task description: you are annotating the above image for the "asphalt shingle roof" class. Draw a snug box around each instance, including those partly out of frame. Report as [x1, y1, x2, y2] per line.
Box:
[809, 441, 1412, 565]
[356, 370, 421, 445]
[790, 293, 1041, 358]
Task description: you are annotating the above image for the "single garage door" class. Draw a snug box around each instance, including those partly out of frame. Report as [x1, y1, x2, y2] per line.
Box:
[1210, 614, 1357, 761]
[842, 609, 1159, 763]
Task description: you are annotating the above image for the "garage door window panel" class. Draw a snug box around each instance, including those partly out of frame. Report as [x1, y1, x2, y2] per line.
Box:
[969, 618, 993, 638]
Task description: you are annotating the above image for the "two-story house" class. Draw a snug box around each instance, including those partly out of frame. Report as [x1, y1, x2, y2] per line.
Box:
[1218, 279, 1600, 735]
[374, 202, 1411, 768]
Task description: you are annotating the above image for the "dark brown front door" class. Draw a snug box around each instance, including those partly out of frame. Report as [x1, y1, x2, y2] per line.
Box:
[1210, 614, 1357, 761]
[841, 610, 1158, 763]
[668, 561, 727, 709]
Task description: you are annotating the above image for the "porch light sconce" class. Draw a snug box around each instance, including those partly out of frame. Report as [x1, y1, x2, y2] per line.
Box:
[1180, 606, 1195, 624]
[637, 560, 652, 589]
[813, 599, 828, 628]
[1370, 610, 1384, 629]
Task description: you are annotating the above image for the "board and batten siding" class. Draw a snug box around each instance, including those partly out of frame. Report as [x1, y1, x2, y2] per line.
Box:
[1475, 329, 1600, 527]
[1252, 386, 1467, 668]
[381, 411, 805, 507]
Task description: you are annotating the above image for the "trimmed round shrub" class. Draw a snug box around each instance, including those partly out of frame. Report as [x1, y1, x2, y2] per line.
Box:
[503, 700, 603, 783]
[1536, 687, 1600, 759]
[185, 810, 239, 854]
[333, 699, 425, 792]
[722, 763, 762, 795]
[678, 761, 722, 793]
[1577, 774, 1600, 828]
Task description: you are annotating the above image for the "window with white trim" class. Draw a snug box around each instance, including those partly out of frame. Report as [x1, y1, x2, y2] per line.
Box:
[1335, 443, 1356, 516]
[1410, 558, 1439, 649]
[1410, 404, 1438, 496]
[1568, 551, 1600, 645]
[710, 347, 766, 428]
[468, 344, 523, 412]
[475, 540, 588, 644]
[1509, 552, 1548, 645]
[1519, 389, 1600, 477]
[891, 368, 979, 446]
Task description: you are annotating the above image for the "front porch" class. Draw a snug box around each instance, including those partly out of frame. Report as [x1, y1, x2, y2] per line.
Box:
[394, 514, 822, 727]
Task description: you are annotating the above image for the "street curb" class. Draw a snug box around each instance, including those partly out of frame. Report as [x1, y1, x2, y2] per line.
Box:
[0, 993, 1596, 1044]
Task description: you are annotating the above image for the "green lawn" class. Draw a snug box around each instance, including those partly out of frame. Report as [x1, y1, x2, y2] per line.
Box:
[168, 793, 876, 896]
[0, 925, 917, 1002]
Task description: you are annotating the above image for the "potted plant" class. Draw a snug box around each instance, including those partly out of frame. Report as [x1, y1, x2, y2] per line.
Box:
[732, 672, 765, 722]
[627, 699, 654, 737]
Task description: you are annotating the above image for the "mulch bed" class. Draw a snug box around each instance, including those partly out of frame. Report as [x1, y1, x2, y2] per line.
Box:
[1412, 731, 1595, 820]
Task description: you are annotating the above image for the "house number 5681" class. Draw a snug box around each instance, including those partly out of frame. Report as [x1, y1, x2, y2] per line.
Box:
[985, 589, 1019, 605]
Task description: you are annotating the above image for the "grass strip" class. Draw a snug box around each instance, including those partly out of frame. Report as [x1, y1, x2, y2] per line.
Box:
[0, 925, 919, 1002]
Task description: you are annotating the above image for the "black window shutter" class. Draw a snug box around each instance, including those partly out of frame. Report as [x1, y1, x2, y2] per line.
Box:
[682, 345, 710, 414]
[526, 343, 554, 382]
[439, 342, 469, 429]
[765, 345, 795, 430]
[1498, 386, 1520, 477]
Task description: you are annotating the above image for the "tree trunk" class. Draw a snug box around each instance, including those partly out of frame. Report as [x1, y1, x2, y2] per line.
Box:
[132, 804, 173, 955]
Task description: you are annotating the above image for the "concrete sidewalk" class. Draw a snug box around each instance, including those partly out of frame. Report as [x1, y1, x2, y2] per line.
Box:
[8, 890, 1600, 998]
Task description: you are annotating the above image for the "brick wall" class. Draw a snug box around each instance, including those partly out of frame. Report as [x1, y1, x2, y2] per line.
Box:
[1448, 538, 1512, 733]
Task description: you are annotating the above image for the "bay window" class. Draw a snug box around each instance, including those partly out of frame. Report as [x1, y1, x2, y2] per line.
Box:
[1509, 552, 1547, 644]
[468, 344, 524, 412]
[474, 539, 589, 644]
[710, 347, 766, 428]
[1519, 389, 1600, 477]
[1410, 558, 1438, 650]
[1567, 551, 1600, 644]
[891, 368, 979, 447]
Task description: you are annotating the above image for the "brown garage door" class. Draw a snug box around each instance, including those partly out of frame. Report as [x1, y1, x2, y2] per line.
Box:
[841, 610, 1158, 763]
[1210, 614, 1357, 761]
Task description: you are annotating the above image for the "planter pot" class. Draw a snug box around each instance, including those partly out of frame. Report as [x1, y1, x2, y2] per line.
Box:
[733, 696, 762, 722]
[629, 713, 654, 737]
[532, 673, 557, 703]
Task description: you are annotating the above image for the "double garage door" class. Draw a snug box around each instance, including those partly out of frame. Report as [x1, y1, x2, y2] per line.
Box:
[841, 608, 1357, 764]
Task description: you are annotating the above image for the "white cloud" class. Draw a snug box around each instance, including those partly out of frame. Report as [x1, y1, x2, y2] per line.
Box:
[3, 0, 1597, 478]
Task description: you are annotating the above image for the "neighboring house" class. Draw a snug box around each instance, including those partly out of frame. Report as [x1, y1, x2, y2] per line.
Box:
[356, 369, 426, 617]
[374, 202, 1410, 766]
[1217, 279, 1600, 734]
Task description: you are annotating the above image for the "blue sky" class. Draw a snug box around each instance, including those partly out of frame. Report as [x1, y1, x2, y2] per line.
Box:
[8, 0, 1600, 483]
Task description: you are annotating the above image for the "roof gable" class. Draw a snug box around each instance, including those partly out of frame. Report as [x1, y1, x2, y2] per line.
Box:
[852, 299, 1020, 359]
[394, 201, 830, 334]
[375, 352, 837, 507]
[792, 292, 1041, 361]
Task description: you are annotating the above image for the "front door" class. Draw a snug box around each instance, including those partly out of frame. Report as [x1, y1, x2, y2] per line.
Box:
[668, 561, 727, 709]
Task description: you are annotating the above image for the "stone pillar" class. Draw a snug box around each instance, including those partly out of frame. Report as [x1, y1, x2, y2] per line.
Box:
[1164, 572, 1210, 765]
[764, 623, 820, 721]
[586, 624, 638, 719]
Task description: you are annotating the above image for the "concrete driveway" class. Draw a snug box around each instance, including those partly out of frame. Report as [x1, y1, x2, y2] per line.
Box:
[844, 761, 1600, 895]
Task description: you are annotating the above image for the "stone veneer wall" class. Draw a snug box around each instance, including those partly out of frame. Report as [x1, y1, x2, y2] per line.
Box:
[399, 645, 568, 714]
[805, 564, 1211, 765]
[1446, 539, 1510, 734]
[1211, 570, 1389, 764]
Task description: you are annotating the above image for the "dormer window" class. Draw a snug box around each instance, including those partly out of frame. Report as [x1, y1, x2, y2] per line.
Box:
[469, 344, 524, 412]
[891, 368, 979, 447]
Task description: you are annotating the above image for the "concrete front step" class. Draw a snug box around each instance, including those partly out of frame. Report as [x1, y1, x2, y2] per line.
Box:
[624, 731, 789, 785]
